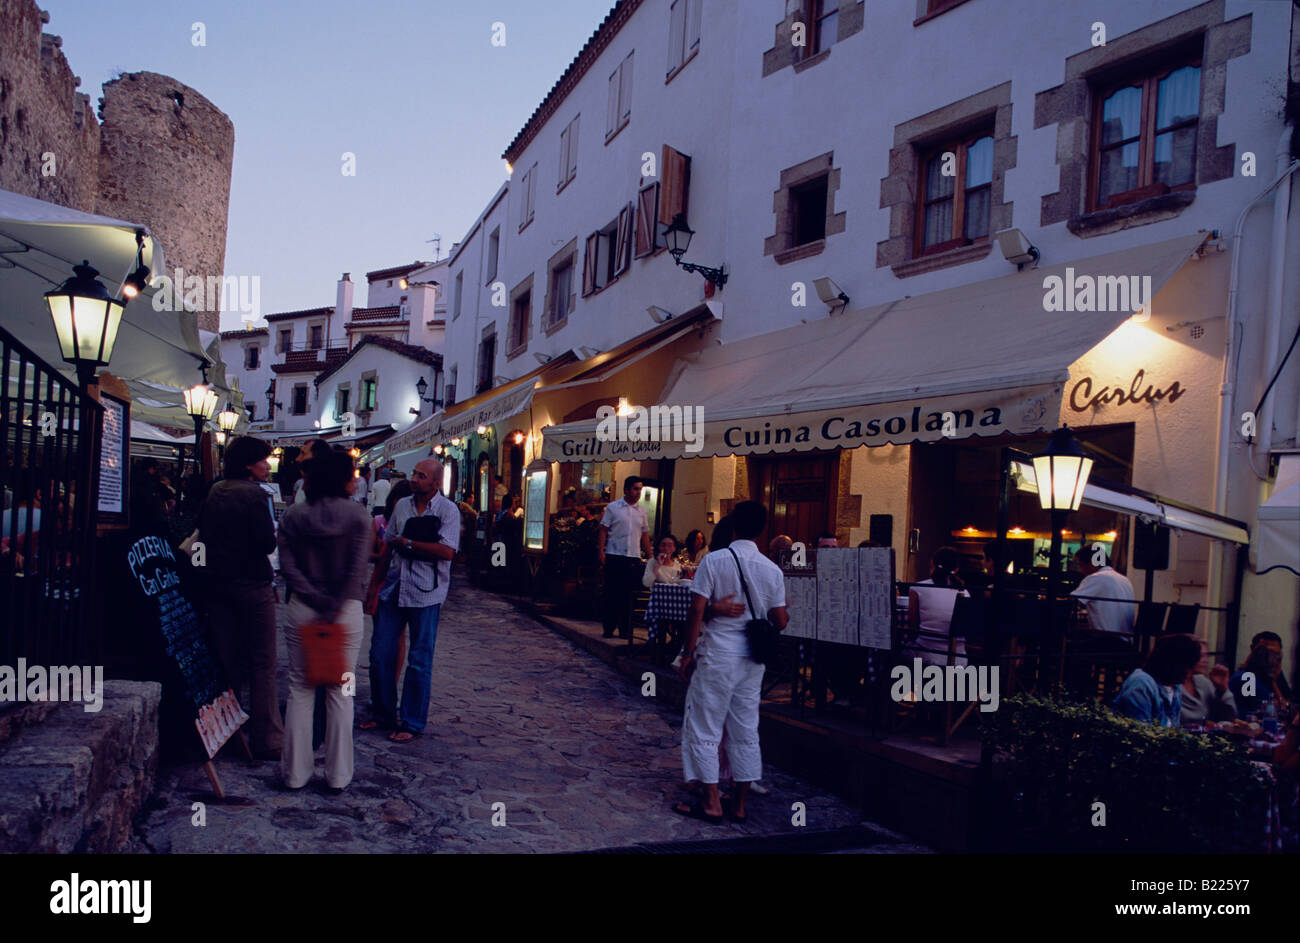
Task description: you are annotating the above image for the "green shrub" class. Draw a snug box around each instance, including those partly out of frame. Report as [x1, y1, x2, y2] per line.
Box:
[982, 694, 1273, 852]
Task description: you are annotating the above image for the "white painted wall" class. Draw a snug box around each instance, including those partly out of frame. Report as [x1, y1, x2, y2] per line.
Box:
[313, 343, 435, 436]
[220, 330, 272, 422]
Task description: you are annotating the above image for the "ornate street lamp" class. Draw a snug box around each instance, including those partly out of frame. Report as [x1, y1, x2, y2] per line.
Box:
[44, 261, 125, 389]
[413, 375, 440, 414]
[662, 213, 727, 290]
[184, 383, 219, 474]
[217, 404, 240, 435]
[1032, 426, 1095, 693]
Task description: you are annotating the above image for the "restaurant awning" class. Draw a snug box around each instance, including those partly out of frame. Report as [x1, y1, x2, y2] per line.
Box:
[1256, 454, 1299, 575]
[1010, 459, 1249, 545]
[541, 233, 1208, 461]
[0, 188, 213, 395]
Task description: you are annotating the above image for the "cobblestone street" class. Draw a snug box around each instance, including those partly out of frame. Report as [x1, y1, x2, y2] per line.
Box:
[135, 583, 920, 853]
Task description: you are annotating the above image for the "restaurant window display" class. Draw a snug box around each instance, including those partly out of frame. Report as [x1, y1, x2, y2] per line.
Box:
[560, 460, 615, 505]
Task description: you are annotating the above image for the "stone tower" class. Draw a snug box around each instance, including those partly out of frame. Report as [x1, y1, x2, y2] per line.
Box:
[95, 71, 234, 334]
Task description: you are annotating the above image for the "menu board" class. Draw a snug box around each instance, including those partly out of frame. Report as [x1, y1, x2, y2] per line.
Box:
[524, 469, 547, 550]
[124, 533, 247, 757]
[856, 546, 895, 650]
[815, 548, 859, 645]
[783, 573, 818, 640]
[96, 392, 129, 524]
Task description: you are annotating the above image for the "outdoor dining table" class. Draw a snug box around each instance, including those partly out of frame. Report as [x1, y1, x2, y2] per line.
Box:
[644, 580, 694, 664]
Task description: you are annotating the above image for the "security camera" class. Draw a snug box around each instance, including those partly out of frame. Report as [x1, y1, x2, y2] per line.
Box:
[647, 305, 674, 323]
[996, 228, 1040, 267]
[579, 346, 601, 358]
[533, 352, 553, 365]
[813, 278, 850, 311]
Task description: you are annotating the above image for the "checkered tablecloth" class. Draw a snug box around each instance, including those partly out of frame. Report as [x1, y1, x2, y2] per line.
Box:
[644, 582, 694, 640]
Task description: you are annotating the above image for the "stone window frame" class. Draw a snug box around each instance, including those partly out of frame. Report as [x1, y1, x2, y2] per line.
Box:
[764, 151, 846, 265]
[477, 324, 497, 395]
[359, 370, 378, 413]
[876, 81, 1015, 278]
[308, 319, 325, 350]
[291, 383, 309, 415]
[543, 238, 578, 335]
[912, 0, 974, 28]
[334, 382, 351, 421]
[1034, 0, 1250, 238]
[506, 273, 534, 361]
[243, 343, 260, 370]
[760, 1, 865, 78]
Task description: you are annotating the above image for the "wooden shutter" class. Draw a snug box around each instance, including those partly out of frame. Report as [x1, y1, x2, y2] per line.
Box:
[567, 116, 579, 181]
[635, 182, 660, 258]
[687, 0, 702, 52]
[582, 232, 599, 296]
[614, 204, 633, 275]
[606, 67, 620, 136]
[558, 126, 569, 188]
[618, 53, 634, 123]
[659, 145, 692, 228]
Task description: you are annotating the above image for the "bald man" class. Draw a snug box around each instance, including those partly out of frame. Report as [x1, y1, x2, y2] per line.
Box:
[366, 457, 461, 742]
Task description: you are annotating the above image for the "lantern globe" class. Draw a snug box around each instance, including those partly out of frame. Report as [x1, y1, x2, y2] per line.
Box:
[1032, 427, 1094, 512]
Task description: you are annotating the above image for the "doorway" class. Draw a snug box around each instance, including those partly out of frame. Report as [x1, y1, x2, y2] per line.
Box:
[749, 452, 838, 549]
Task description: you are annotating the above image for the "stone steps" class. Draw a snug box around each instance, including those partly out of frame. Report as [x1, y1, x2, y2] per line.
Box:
[0, 680, 161, 853]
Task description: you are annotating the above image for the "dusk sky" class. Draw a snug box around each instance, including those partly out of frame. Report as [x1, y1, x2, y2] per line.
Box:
[48, 0, 615, 330]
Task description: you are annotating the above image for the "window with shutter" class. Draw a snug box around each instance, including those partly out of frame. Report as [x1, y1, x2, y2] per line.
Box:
[558, 126, 570, 189]
[614, 204, 633, 275]
[659, 145, 692, 230]
[566, 116, 579, 182]
[687, 0, 701, 52]
[606, 53, 634, 141]
[635, 183, 660, 257]
[668, 0, 701, 80]
[606, 67, 620, 137]
[486, 229, 499, 283]
[618, 53, 633, 123]
[582, 233, 599, 296]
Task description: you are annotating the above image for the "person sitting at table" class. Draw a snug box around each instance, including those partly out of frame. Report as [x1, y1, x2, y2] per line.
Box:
[1113, 633, 1202, 727]
[679, 529, 708, 568]
[1180, 636, 1237, 727]
[1230, 640, 1290, 717]
[644, 534, 683, 587]
[1069, 546, 1136, 638]
[769, 534, 794, 563]
[905, 547, 970, 668]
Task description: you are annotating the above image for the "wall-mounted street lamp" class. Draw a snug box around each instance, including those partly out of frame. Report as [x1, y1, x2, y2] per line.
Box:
[265, 380, 282, 418]
[662, 213, 727, 290]
[44, 261, 125, 389]
[413, 375, 441, 415]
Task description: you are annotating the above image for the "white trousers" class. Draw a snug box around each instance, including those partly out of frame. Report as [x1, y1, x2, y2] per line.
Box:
[681, 646, 764, 784]
[281, 598, 365, 790]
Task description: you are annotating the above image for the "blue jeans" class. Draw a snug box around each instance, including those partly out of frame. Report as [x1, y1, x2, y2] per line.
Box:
[370, 598, 441, 733]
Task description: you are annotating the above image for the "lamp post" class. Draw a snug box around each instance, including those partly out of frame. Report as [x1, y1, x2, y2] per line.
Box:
[217, 404, 239, 464]
[1032, 426, 1094, 694]
[184, 383, 219, 477]
[662, 213, 727, 290]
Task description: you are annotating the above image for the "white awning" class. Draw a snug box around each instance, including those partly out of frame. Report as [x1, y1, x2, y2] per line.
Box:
[542, 232, 1208, 462]
[1010, 460, 1249, 545]
[1256, 455, 1299, 576]
[0, 188, 213, 394]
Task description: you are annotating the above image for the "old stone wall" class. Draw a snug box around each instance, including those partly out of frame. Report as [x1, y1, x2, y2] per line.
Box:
[97, 71, 234, 333]
[0, 0, 233, 333]
[0, 1, 100, 209]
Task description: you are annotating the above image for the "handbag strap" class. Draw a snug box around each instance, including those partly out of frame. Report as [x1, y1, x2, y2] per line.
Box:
[727, 547, 760, 620]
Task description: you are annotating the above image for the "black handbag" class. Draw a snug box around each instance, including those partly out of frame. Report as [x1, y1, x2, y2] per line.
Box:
[728, 547, 781, 665]
[400, 507, 444, 587]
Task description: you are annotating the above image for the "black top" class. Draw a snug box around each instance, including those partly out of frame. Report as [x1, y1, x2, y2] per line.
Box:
[197, 478, 276, 583]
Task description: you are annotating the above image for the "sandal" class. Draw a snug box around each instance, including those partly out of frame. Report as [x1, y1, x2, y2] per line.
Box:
[672, 801, 725, 824]
[388, 729, 418, 743]
[358, 719, 388, 731]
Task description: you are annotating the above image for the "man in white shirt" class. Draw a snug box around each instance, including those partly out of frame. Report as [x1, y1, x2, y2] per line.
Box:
[353, 465, 370, 505]
[596, 476, 651, 639]
[1070, 547, 1136, 636]
[675, 500, 788, 824]
[369, 468, 392, 514]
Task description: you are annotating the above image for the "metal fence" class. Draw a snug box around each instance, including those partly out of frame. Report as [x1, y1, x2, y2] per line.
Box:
[1, 325, 101, 670]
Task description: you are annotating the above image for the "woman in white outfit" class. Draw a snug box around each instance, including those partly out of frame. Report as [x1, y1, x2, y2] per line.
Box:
[277, 450, 373, 792]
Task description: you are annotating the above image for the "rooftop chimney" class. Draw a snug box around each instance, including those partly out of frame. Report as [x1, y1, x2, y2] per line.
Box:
[336, 273, 354, 332]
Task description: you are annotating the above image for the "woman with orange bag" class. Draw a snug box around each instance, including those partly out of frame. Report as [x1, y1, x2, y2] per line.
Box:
[277, 450, 373, 792]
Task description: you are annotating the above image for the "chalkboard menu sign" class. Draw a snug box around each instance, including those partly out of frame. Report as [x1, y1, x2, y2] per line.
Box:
[124, 533, 247, 757]
[96, 392, 129, 526]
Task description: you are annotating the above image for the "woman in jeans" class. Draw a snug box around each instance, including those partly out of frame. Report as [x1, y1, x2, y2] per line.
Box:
[277, 450, 373, 791]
